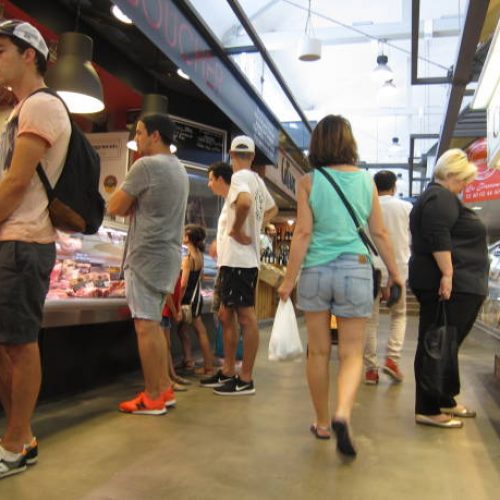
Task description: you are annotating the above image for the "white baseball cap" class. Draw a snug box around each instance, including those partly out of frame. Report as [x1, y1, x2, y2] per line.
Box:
[230, 135, 255, 154]
[0, 20, 49, 60]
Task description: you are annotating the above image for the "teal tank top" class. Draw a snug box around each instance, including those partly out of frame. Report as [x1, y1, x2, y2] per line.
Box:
[303, 168, 374, 268]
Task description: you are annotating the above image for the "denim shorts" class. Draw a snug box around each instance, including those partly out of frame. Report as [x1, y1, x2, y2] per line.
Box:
[297, 254, 373, 318]
[125, 269, 166, 322]
[160, 316, 172, 329]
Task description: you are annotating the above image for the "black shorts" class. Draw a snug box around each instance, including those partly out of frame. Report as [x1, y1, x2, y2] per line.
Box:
[0, 241, 55, 344]
[219, 266, 258, 308]
[212, 271, 221, 313]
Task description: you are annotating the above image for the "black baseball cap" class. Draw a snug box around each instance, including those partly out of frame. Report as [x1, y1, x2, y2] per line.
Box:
[0, 19, 49, 60]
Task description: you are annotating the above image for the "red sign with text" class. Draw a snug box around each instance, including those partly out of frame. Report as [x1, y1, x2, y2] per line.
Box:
[463, 138, 500, 202]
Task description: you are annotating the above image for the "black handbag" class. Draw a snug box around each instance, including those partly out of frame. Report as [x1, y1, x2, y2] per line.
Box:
[420, 301, 459, 398]
[317, 167, 381, 298]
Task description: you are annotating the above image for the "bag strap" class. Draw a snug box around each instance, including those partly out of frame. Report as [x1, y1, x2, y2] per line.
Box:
[435, 300, 447, 325]
[17, 88, 72, 200]
[316, 167, 378, 256]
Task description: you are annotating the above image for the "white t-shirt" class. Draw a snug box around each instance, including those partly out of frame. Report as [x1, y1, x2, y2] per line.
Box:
[218, 169, 275, 268]
[216, 199, 228, 267]
[373, 195, 412, 282]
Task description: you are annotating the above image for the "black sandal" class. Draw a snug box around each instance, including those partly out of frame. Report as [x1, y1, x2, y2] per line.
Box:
[331, 420, 357, 457]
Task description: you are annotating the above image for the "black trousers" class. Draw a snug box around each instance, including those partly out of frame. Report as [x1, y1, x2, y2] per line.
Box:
[413, 290, 484, 415]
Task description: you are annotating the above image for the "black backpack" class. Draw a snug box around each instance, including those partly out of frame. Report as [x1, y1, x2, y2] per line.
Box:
[26, 88, 105, 234]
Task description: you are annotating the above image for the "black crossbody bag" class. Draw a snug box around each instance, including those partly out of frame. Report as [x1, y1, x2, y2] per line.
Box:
[317, 167, 382, 298]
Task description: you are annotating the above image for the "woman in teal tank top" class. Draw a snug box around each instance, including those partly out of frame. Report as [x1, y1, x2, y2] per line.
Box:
[278, 115, 402, 457]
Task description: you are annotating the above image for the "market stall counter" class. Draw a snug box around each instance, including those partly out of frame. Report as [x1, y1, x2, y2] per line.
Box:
[38, 224, 217, 400]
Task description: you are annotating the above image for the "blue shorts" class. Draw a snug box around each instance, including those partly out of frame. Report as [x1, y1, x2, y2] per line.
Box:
[297, 254, 373, 318]
[160, 316, 172, 329]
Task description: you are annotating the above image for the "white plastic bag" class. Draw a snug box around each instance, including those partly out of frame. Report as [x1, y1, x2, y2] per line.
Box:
[268, 299, 303, 361]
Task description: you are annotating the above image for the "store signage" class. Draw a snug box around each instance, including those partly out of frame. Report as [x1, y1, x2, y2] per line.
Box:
[265, 148, 304, 200]
[463, 138, 500, 202]
[87, 132, 129, 201]
[487, 80, 500, 170]
[171, 116, 226, 166]
[114, 0, 279, 162]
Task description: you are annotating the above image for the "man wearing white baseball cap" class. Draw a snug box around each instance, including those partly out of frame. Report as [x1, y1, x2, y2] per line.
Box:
[203, 135, 277, 396]
[0, 19, 71, 478]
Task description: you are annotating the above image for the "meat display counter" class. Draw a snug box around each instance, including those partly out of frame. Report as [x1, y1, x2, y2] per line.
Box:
[42, 221, 130, 328]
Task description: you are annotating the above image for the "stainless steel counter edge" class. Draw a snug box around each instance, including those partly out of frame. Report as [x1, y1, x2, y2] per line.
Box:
[42, 295, 214, 328]
[43, 298, 131, 328]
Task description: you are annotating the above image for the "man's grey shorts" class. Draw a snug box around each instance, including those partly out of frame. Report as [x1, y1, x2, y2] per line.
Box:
[297, 254, 374, 318]
[125, 269, 166, 322]
[0, 241, 55, 344]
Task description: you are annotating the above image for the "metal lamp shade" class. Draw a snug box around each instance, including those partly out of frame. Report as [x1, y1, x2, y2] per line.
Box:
[371, 54, 394, 84]
[297, 35, 321, 61]
[141, 94, 169, 116]
[46, 33, 104, 114]
[127, 94, 170, 150]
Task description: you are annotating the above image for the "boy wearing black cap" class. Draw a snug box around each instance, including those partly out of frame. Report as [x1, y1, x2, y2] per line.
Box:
[0, 20, 71, 478]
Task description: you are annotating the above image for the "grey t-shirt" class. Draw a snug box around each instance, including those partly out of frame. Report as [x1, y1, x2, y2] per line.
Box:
[121, 154, 189, 293]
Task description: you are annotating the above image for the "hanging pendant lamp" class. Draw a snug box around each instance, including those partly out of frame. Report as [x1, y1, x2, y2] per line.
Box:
[297, 0, 321, 61]
[389, 137, 402, 156]
[378, 79, 398, 99]
[46, 32, 104, 114]
[127, 94, 171, 151]
[371, 54, 394, 84]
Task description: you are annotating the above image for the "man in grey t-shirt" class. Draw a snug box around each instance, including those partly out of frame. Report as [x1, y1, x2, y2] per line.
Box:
[108, 113, 188, 415]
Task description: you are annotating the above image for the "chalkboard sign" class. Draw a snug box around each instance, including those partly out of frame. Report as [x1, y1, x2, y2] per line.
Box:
[172, 117, 226, 166]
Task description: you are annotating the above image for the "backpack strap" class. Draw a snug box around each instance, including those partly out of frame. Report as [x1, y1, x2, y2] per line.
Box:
[18, 88, 72, 199]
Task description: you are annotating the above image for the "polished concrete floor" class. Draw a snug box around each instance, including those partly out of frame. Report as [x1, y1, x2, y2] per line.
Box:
[0, 315, 499, 499]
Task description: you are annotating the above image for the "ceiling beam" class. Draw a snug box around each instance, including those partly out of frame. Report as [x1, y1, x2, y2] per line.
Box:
[409, 133, 439, 196]
[436, 0, 490, 158]
[225, 0, 312, 133]
[411, 0, 451, 85]
[223, 16, 461, 52]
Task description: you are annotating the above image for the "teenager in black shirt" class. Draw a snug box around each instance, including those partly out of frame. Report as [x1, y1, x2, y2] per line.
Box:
[409, 149, 489, 428]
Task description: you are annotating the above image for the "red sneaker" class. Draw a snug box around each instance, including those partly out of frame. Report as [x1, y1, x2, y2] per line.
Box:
[162, 386, 177, 408]
[383, 358, 403, 382]
[119, 392, 167, 415]
[364, 369, 379, 385]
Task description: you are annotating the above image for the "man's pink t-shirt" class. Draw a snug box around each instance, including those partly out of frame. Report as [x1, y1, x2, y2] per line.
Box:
[0, 92, 71, 243]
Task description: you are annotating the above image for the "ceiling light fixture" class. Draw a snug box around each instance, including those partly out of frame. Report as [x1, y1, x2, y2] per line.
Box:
[471, 20, 500, 109]
[297, 0, 321, 61]
[378, 79, 398, 98]
[389, 137, 402, 155]
[176, 68, 190, 80]
[371, 42, 394, 84]
[111, 5, 133, 24]
[127, 94, 171, 151]
[46, 32, 104, 114]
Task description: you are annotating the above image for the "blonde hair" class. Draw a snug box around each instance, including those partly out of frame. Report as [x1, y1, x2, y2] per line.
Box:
[433, 149, 477, 183]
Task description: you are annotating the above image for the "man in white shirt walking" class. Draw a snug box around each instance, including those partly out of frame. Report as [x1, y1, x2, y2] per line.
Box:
[364, 171, 412, 384]
[206, 136, 277, 395]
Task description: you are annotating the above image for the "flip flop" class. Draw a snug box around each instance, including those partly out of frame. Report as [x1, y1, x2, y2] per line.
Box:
[309, 424, 331, 440]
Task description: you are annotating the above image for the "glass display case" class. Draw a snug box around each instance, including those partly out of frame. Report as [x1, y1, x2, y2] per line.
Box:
[43, 164, 221, 327]
[43, 221, 129, 328]
[478, 241, 500, 336]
